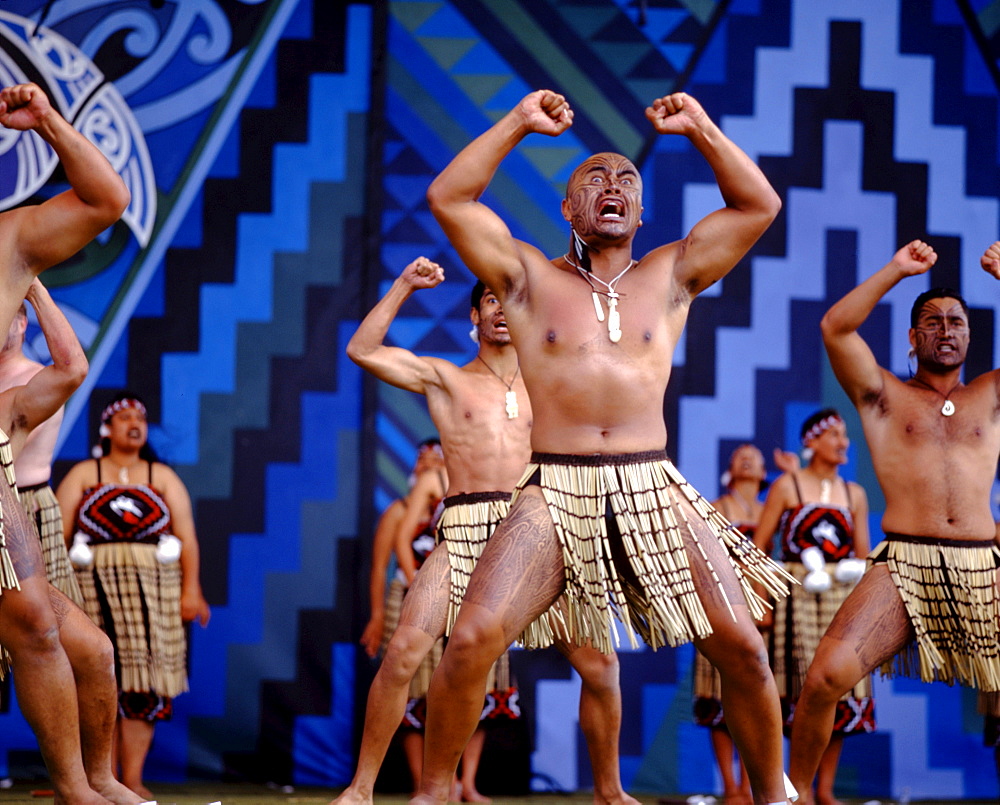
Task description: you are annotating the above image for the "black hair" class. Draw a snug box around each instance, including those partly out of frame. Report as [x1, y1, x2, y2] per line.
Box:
[470, 280, 487, 311]
[800, 408, 842, 442]
[910, 287, 969, 328]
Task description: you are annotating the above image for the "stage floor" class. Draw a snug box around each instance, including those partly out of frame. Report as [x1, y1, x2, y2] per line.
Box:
[0, 785, 996, 805]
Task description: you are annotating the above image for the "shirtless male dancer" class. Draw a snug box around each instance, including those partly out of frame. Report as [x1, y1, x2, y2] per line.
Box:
[0, 287, 82, 605]
[417, 89, 791, 805]
[0, 83, 137, 805]
[338, 256, 635, 805]
[788, 239, 1000, 801]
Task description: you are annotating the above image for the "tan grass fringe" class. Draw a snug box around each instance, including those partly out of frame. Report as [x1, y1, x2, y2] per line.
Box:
[436, 494, 518, 692]
[773, 562, 872, 701]
[513, 452, 793, 654]
[871, 534, 1000, 690]
[381, 577, 444, 699]
[693, 648, 722, 701]
[20, 484, 83, 606]
[437, 492, 512, 635]
[0, 432, 21, 677]
[0, 433, 20, 597]
[76, 541, 188, 698]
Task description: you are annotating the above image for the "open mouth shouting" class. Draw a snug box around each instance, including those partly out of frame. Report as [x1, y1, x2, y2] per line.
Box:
[599, 198, 625, 220]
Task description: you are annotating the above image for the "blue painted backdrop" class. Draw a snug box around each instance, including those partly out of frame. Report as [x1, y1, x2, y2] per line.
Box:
[0, 0, 998, 799]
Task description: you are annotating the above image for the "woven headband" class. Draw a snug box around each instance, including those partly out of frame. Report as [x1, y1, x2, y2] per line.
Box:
[100, 398, 146, 424]
[801, 414, 843, 446]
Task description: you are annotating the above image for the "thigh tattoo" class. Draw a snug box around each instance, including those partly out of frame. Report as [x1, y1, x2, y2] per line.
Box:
[2, 486, 43, 582]
[465, 494, 564, 620]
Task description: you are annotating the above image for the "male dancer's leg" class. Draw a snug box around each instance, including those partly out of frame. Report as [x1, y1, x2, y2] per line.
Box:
[333, 543, 452, 805]
[413, 489, 565, 805]
[0, 484, 110, 804]
[788, 566, 912, 805]
[46, 586, 144, 805]
[683, 516, 790, 805]
[554, 638, 640, 805]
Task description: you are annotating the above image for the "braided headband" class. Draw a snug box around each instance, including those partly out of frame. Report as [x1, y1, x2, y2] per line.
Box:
[100, 398, 146, 425]
[801, 414, 843, 446]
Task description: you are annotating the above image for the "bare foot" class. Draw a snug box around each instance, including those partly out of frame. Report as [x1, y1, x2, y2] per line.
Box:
[409, 796, 447, 805]
[120, 781, 153, 801]
[460, 783, 491, 803]
[94, 778, 146, 805]
[595, 791, 643, 805]
[54, 789, 115, 805]
[329, 786, 374, 805]
[814, 795, 843, 805]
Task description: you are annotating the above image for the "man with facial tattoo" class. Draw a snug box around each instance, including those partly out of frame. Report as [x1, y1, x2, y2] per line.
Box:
[788, 240, 1000, 804]
[415, 90, 792, 805]
[338, 256, 636, 805]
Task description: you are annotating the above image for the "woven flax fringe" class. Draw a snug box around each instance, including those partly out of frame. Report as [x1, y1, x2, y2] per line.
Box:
[0, 432, 21, 677]
[773, 562, 872, 701]
[873, 538, 1000, 690]
[0, 432, 20, 599]
[437, 495, 511, 635]
[515, 457, 793, 655]
[693, 648, 722, 701]
[21, 485, 83, 606]
[77, 542, 188, 698]
[381, 577, 444, 699]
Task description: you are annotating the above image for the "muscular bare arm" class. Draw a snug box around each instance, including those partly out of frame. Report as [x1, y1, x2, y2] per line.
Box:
[1, 279, 87, 456]
[426, 90, 573, 298]
[0, 83, 130, 275]
[644, 93, 780, 295]
[820, 240, 937, 406]
[346, 257, 448, 394]
[978, 243, 1000, 401]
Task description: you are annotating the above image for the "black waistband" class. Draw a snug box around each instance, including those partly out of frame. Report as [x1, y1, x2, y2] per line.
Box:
[530, 450, 668, 467]
[884, 532, 996, 549]
[17, 481, 50, 493]
[443, 491, 512, 507]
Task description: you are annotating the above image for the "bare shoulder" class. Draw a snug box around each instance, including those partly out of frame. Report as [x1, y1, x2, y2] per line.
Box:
[847, 480, 868, 503]
[0, 358, 42, 393]
[766, 473, 796, 505]
[59, 458, 97, 492]
[153, 462, 188, 493]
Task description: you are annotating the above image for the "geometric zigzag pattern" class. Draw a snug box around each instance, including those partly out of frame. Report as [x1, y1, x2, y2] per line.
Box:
[380, 0, 1000, 799]
[2, 0, 1000, 799]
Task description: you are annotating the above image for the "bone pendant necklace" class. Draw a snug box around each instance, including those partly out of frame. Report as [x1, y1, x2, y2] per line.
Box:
[477, 356, 520, 418]
[566, 256, 635, 343]
[910, 376, 961, 417]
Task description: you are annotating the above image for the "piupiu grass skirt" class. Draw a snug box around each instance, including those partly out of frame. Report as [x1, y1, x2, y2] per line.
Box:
[772, 562, 875, 735]
[512, 451, 793, 654]
[871, 533, 1000, 691]
[76, 541, 188, 698]
[20, 483, 82, 606]
[435, 493, 519, 704]
[0, 432, 23, 677]
[437, 491, 512, 635]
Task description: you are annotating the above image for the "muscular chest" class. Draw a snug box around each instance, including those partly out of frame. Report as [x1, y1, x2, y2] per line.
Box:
[514, 269, 683, 356]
